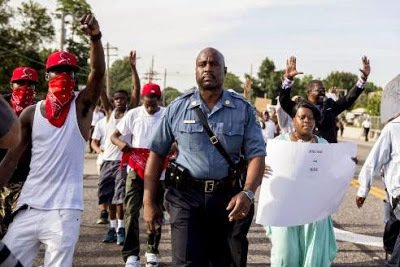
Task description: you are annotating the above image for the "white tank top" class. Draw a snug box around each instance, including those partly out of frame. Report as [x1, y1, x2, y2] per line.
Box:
[17, 97, 86, 210]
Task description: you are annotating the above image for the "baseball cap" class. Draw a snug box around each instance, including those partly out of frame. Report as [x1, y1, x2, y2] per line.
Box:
[46, 51, 78, 71]
[141, 83, 161, 97]
[10, 67, 39, 83]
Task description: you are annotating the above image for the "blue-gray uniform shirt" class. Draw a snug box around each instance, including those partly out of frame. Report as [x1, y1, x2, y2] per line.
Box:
[150, 89, 266, 180]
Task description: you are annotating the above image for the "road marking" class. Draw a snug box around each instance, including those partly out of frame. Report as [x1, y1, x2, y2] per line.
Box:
[351, 179, 386, 200]
[335, 179, 385, 247]
[334, 227, 383, 247]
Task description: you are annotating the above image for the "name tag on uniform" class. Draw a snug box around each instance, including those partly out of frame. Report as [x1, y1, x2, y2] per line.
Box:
[183, 120, 196, 124]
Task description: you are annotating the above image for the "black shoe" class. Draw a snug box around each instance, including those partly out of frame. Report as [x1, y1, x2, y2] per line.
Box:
[96, 210, 109, 224]
[102, 227, 117, 243]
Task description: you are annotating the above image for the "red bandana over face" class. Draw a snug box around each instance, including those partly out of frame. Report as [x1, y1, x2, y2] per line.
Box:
[9, 86, 35, 116]
[45, 73, 75, 128]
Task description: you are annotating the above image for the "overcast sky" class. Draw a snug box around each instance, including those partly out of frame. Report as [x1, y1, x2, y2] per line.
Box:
[11, 0, 400, 91]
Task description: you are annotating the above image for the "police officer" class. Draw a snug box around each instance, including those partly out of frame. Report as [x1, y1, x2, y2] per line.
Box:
[143, 47, 266, 267]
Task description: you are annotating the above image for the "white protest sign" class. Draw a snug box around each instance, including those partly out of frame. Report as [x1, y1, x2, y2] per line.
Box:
[256, 140, 357, 227]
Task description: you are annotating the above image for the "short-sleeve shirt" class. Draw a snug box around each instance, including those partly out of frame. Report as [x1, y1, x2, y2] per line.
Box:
[102, 110, 131, 161]
[117, 105, 166, 149]
[150, 89, 266, 180]
[92, 117, 107, 148]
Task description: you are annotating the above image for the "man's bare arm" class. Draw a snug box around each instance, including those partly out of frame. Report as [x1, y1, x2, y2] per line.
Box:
[78, 14, 105, 108]
[91, 139, 103, 154]
[0, 106, 34, 187]
[129, 50, 140, 108]
[0, 96, 20, 149]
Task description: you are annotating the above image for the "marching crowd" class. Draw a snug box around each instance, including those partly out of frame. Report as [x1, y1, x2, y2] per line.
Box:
[0, 13, 399, 267]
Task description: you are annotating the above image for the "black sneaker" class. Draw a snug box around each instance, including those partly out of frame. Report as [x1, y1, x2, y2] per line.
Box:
[102, 227, 117, 243]
[96, 210, 109, 224]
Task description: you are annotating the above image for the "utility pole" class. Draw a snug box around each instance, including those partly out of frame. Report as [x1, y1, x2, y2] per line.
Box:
[143, 56, 160, 83]
[60, 12, 65, 50]
[104, 42, 118, 96]
[163, 68, 167, 106]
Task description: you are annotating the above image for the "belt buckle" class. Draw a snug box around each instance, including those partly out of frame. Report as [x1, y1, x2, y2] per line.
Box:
[204, 180, 215, 193]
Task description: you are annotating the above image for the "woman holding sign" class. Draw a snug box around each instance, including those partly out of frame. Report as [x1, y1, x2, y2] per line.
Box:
[265, 100, 337, 267]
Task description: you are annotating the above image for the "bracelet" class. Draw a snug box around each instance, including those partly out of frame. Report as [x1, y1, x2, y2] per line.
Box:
[90, 31, 102, 42]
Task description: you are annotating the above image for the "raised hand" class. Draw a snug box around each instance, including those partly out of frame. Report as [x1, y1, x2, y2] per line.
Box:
[284, 56, 303, 80]
[129, 50, 137, 69]
[80, 14, 100, 36]
[359, 56, 370, 81]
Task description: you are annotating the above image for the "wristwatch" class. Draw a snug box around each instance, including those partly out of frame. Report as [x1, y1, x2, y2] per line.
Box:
[242, 190, 255, 203]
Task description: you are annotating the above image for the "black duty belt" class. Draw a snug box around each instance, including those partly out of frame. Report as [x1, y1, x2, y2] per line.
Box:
[170, 176, 237, 193]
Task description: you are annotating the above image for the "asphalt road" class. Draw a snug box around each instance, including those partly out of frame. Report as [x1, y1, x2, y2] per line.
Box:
[33, 135, 386, 267]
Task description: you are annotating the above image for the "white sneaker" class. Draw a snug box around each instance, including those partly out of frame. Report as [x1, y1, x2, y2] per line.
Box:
[125, 255, 140, 267]
[145, 252, 159, 267]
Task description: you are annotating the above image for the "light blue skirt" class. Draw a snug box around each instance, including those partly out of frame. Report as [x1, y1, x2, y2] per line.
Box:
[266, 216, 337, 267]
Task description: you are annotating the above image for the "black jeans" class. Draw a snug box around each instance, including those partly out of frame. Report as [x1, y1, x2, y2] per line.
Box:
[228, 203, 254, 267]
[122, 171, 163, 261]
[165, 186, 236, 267]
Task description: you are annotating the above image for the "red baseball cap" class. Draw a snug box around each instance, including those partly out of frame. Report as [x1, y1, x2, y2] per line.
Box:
[45, 51, 78, 71]
[141, 83, 161, 97]
[10, 67, 38, 83]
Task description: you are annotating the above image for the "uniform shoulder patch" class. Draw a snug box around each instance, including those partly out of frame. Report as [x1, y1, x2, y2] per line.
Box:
[228, 90, 251, 106]
[168, 90, 195, 106]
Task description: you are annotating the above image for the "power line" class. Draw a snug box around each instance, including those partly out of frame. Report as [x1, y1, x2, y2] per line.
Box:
[0, 46, 89, 78]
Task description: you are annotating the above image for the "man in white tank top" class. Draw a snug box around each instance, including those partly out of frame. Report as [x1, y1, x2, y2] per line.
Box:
[0, 14, 105, 267]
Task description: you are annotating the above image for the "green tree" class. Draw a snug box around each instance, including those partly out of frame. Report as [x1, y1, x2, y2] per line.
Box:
[109, 57, 131, 95]
[56, 0, 92, 84]
[255, 57, 277, 98]
[292, 74, 314, 99]
[163, 87, 182, 106]
[323, 71, 358, 90]
[366, 91, 382, 116]
[223, 72, 243, 93]
[0, 0, 54, 95]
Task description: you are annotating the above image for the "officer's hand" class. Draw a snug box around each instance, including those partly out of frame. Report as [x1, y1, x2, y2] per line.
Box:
[143, 202, 163, 234]
[284, 56, 303, 80]
[226, 192, 251, 222]
[356, 196, 366, 208]
[80, 14, 100, 36]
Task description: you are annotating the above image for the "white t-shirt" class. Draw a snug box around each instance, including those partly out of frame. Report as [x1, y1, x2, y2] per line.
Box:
[362, 119, 371, 129]
[117, 106, 166, 149]
[117, 106, 166, 178]
[92, 117, 107, 147]
[92, 117, 107, 165]
[91, 109, 105, 126]
[260, 120, 276, 143]
[102, 110, 130, 161]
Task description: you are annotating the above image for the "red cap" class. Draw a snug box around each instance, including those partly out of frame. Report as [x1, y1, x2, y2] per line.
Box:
[45, 51, 78, 71]
[10, 67, 38, 83]
[141, 83, 161, 97]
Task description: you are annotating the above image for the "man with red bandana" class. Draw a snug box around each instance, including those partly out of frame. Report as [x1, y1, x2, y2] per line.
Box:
[0, 66, 38, 237]
[0, 14, 105, 267]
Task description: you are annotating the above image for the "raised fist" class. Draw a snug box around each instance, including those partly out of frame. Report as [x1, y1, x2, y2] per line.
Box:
[80, 14, 100, 36]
